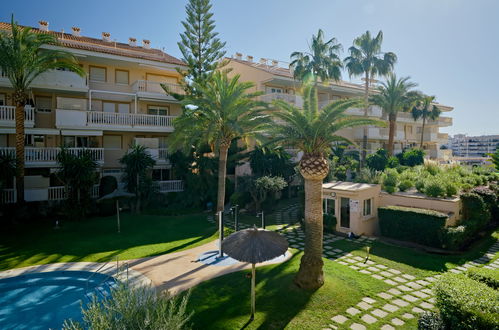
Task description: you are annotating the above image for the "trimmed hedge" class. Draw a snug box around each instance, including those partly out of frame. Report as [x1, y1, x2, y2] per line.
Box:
[434, 273, 499, 329]
[466, 267, 499, 290]
[378, 206, 448, 247]
[323, 214, 337, 233]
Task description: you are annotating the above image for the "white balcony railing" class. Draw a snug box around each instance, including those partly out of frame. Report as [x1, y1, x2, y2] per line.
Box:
[0, 147, 104, 164]
[87, 111, 175, 128]
[0, 106, 35, 124]
[261, 93, 303, 107]
[132, 80, 185, 96]
[2, 184, 100, 203]
[158, 148, 169, 161]
[156, 180, 184, 193]
[1, 188, 15, 204]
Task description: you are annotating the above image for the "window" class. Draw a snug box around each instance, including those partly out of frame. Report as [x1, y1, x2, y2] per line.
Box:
[270, 87, 283, 93]
[89, 66, 106, 82]
[103, 102, 130, 113]
[63, 136, 96, 148]
[152, 168, 171, 181]
[25, 135, 44, 147]
[115, 70, 129, 85]
[363, 198, 372, 217]
[103, 135, 122, 149]
[35, 96, 52, 113]
[148, 106, 169, 116]
[324, 199, 335, 215]
[0, 94, 5, 106]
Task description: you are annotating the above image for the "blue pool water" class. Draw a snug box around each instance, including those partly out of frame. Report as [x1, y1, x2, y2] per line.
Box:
[0, 270, 116, 330]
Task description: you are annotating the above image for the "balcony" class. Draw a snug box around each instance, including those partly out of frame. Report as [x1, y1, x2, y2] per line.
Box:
[345, 106, 382, 118]
[0, 147, 104, 166]
[261, 93, 304, 107]
[0, 106, 35, 128]
[2, 184, 99, 203]
[56, 109, 176, 132]
[0, 70, 88, 92]
[132, 81, 185, 101]
[155, 180, 184, 193]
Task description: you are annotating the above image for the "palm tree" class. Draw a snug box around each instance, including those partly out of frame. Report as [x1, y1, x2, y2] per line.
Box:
[120, 144, 156, 214]
[0, 16, 85, 203]
[268, 82, 384, 289]
[344, 31, 397, 165]
[369, 74, 419, 156]
[410, 95, 441, 149]
[290, 29, 343, 83]
[169, 71, 269, 213]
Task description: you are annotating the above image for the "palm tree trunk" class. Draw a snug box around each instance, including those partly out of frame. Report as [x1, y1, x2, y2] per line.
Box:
[420, 116, 426, 149]
[136, 173, 141, 214]
[216, 142, 230, 212]
[361, 71, 370, 167]
[14, 101, 25, 204]
[294, 177, 324, 289]
[387, 113, 396, 156]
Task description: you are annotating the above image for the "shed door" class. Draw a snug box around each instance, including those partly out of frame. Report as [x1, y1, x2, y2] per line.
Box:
[340, 197, 350, 228]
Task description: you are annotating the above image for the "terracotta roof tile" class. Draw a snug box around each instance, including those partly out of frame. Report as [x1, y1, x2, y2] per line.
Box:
[0, 22, 185, 66]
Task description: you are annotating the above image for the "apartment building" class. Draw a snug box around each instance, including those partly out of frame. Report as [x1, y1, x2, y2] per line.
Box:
[449, 134, 498, 166]
[226, 54, 453, 161]
[0, 21, 185, 202]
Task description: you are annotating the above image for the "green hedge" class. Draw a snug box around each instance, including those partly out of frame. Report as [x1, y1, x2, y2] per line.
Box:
[466, 267, 499, 290]
[323, 214, 337, 233]
[378, 206, 448, 247]
[434, 273, 499, 329]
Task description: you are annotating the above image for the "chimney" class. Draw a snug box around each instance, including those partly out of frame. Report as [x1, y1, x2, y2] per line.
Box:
[128, 37, 137, 47]
[234, 52, 242, 60]
[142, 39, 150, 49]
[259, 58, 267, 65]
[246, 55, 253, 62]
[38, 20, 49, 32]
[271, 59, 279, 67]
[71, 27, 81, 37]
[102, 32, 111, 42]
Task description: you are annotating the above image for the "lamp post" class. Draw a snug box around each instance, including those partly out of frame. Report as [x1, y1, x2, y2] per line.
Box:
[257, 211, 265, 229]
[230, 204, 239, 231]
[218, 211, 224, 258]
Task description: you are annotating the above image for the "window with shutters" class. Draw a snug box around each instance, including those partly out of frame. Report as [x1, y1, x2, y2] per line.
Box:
[35, 96, 52, 113]
[148, 105, 169, 116]
[115, 70, 129, 85]
[89, 66, 106, 82]
[103, 135, 122, 149]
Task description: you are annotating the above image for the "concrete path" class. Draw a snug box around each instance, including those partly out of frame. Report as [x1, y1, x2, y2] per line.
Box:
[128, 240, 291, 295]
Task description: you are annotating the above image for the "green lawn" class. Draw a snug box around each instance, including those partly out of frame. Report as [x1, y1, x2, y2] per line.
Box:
[187, 250, 390, 330]
[0, 213, 217, 271]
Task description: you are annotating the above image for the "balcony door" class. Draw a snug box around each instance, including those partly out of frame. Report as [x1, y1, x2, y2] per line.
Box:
[340, 197, 350, 229]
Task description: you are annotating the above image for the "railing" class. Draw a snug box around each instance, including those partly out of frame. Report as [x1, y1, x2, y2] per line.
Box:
[48, 186, 66, 201]
[0, 106, 35, 123]
[158, 148, 169, 161]
[0, 147, 104, 163]
[261, 93, 302, 105]
[156, 180, 184, 193]
[87, 111, 175, 128]
[1, 189, 15, 204]
[132, 80, 185, 95]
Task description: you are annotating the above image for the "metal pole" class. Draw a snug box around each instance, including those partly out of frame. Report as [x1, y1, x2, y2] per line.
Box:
[251, 263, 256, 320]
[116, 199, 121, 233]
[261, 211, 265, 229]
[218, 211, 224, 258]
[232, 205, 239, 231]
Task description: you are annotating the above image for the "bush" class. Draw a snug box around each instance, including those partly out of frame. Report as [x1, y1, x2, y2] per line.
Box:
[471, 186, 498, 220]
[229, 191, 251, 208]
[424, 178, 446, 198]
[398, 179, 414, 192]
[323, 214, 337, 233]
[418, 312, 444, 330]
[434, 273, 499, 329]
[415, 179, 426, 193]
[444, 182, 458, 197]
[378, 206, 448, 247]
[366, 149, 388, 171]
[440, 225, 468, 250]
[382, 168, 399, 194]
[402, 148, 425, 167]
[63, 284, 192, 329]
[460, 192, 490, 230]
[466, 267, 499, 290]
[355, 168, 381, 184]
[387, 156, 399, 168]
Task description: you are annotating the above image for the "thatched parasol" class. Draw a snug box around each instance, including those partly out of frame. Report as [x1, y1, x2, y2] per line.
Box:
[98, 189, 135, 233]
[222, 227, 288, 320]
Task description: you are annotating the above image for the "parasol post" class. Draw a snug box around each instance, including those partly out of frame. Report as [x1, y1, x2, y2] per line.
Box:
[251, 263, 256, 320]
[218, 211, 224, 258]
[116, 199, 121, 233]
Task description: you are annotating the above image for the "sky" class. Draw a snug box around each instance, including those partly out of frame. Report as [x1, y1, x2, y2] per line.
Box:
[1, 0, 498, 136]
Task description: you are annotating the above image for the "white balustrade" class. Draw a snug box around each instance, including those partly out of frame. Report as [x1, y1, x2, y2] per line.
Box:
[0, 106, 35, 123]
[87, 111, 175, 128]
[133, 80, 185, 95]
[1, 189, 16, 203]
[48, 186, 67, 201]
[156, 180, 184, 193]
[0, 147, 104, 163]
[158, 148, 169, 160]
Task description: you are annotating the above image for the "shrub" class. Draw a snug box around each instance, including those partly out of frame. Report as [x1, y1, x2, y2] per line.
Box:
[229, 191, 251, 208]
[378, 206, 448, 247]
[424, 160, 440, 175]
[398, 179, 414, 192]
[355, 168, 382, 184]
[402, 148, 425, 167]
[471, 186, 498, 218]
[415, 179, 426, 193]
[323, 214, 337, 233]
[63, 284, 192, 329]
[444, 182, 458, 197]
[366, 149, 388, 171]
[440, 225, 468, 250]
[418, 312, 444, 330]
[466, 267, 499, 290]
[424, 178, 446, 198]
[460, 192, 489, 224]
[434, 273, 499, 329]
[387, 156, 399, 168]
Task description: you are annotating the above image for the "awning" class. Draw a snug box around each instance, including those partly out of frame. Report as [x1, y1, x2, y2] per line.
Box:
[61, 130, 103, 136]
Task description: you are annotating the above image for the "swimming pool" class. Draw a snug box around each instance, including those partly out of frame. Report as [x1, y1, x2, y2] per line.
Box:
[0, 270, 117, 330]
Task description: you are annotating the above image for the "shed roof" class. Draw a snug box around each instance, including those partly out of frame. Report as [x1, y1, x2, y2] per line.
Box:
[323, 181, 379, 192]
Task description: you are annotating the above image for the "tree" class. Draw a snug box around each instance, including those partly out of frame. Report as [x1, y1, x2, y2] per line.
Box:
[119, 144, 156, 214]
[366, 148, 389, 171]
[267, 82, 383, 289]
[248, 176, 287, 211]
[290, 29, 342, 83]
[489, 149, 499, 171]
[410, 95, 441, 149]
[169, 71, 269, 213]
[176, 0, 226, 95]
[249, 146, 295, 179]
[56, 149, 98, 218]
[344, 31, 397, 165]
[0, 16, 85, 203]
[0, 154, 16, 191]
[370, 74, 419, 156]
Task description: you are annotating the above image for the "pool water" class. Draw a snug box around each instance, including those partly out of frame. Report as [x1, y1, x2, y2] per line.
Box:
[0, 270, 117, 330]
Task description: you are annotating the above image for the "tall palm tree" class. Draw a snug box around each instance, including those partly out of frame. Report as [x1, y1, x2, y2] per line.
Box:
[0, 16, 85, 203]
[169, 71, 269, 213]
[290, 29, 343, 83]
[344, 31, 397, 165]
[268, 82, 384, 289]
[410, 95, 441, 149]
[370, 74, 419, 156]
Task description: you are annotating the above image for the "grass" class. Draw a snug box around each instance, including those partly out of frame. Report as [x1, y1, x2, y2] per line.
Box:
[187, 250, 390, 330]
[0, 212, 217, 271]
